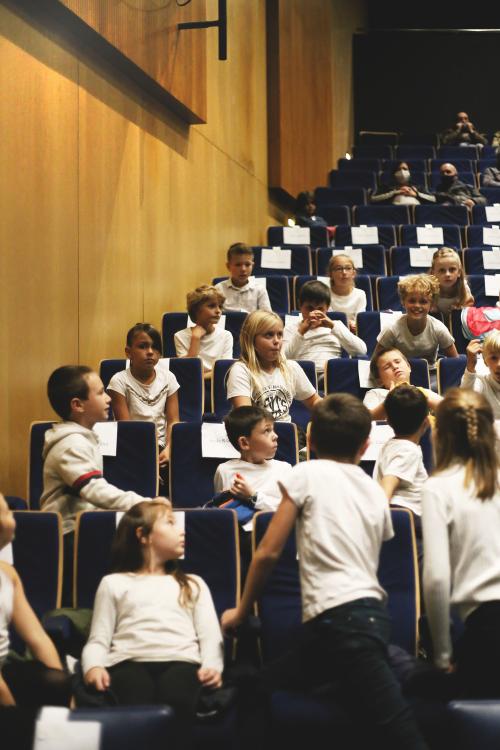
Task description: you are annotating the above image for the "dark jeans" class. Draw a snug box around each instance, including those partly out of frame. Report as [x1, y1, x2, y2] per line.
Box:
[456, 600, 500, 698]
[239, 598, 428, 750]
[3, 659, 71, 708]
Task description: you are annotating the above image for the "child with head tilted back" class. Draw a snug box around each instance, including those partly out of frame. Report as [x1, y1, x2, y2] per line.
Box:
[328, 254, 367, 332]
[429, 247, 474, 315]
[372, 274, 458, 370]
[221, 395, 428, 749]
[108, 323, 180, 478]
[0, 493, 70, 707]
[214, 243, 272, 313]
[422, 389, 500, 697]
[82, 501, 223, 734]
[174, 285, 233, 378]
[284, 280, 366, 381]
[226, 310, 321, 423]
[461, 330, 500, 419]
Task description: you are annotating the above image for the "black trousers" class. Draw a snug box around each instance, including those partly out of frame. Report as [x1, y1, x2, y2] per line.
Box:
[456, 600, 500, 698]
[3, 659, 71, 708]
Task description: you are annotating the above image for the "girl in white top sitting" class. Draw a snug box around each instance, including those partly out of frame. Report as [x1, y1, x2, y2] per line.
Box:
[226, 310, 322, 423]
[0, 493, 70, 707]
[82, 500, 223, 736]
[108, 323, 180, 484]
[328, 254, 367, 332]
[422, 389, 500, 696]
[428, 247, 474, 315]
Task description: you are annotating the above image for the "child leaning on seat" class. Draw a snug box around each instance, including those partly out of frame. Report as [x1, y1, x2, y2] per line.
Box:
[41, 365, 160, 605]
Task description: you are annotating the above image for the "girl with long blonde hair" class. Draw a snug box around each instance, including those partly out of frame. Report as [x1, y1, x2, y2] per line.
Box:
[226, 310, 321, 422]
[422, 388, 500, 696]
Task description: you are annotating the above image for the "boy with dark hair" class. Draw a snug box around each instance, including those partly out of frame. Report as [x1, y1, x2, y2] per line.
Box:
[215, 243, 272, 313]
[214, 405, 292, 519]
[284, 280, 366, 379]
[374, 384, 429, 522]
[42, 365, 157, 603]
[221, 394, 428, 750]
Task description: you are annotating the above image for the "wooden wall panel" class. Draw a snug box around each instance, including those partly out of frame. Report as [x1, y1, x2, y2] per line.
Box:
[0, 5, 79, 494]
[60, 0, 207, 121]
[267, 0, 334, 197]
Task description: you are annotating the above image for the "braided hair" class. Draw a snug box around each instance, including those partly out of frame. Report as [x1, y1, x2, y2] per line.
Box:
[434, 388, 499, 500]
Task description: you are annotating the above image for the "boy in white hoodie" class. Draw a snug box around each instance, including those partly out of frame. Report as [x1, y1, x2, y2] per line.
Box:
[41, 365, 156, 603]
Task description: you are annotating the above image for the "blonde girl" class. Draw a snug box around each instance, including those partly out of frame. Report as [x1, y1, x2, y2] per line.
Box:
[429, 247, 474, 314]
[327, 254, 367, 332]
[422, 389, 500, 696]
[373, 274, 458, 369]
[461, 329, 500, 418]
[82, 500, 223, 731]
[226, 310, 321, 422]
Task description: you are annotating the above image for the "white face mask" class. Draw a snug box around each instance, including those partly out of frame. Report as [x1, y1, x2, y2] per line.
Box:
[394, 169, 410, 184]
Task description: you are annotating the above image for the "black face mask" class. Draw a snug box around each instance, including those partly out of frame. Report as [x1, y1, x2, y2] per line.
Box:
[440, 175, 455, 187]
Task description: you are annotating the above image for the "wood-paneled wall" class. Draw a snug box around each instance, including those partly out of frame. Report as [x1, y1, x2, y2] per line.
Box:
[0, 0, 361, 497]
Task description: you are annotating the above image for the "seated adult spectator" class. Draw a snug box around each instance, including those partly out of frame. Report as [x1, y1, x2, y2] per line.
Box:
[441, 111, 488, 146]
[482, 151, 500, 187]
[294, 191, 328, 228]
[435, 163, 486, 208]
[370, 161, 435, 206]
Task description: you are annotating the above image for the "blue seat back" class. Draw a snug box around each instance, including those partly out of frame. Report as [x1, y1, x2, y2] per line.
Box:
[396, 145, 435, 159]
[29, 421, 158, 510]
[389, 246, 446, 276]
[377, 276, 403, 311]
[74, 509, 239, 618]
[315, 186, 367, 208]
[431, 157, 475, 172]
[437, 145, 479, 160]
[400, 224, 462, 249]
[317, 204, 351, 226]
[354, 205, 411, 226]
[466, 225, 500, 247]
[316, 246, 386, 277]
[69, 706, 176, 750]
[467, 275, 500, 306]
[161, 311, 241, 358]
[334, 224, 396, 249]
[352, 144, 394, 159]
[472, 205, 500, 225]
[253, 508, 419, 662]
[100, 357, 204, 423]
[430, 171, 476, 189]
[414, 204, 470, 226]
[328, 170, 377, 191]
[293, 273, 373, 312]
[267, 225, 329, 248]
[338, 157, 381, 171]
[169, 422, 298, 508]
[252, 246, 312, 277]
[447, 701, 500, 750]
[325, 357, 430, 399]
[436, 355, 467, 395]
[463, 249, 500, 276]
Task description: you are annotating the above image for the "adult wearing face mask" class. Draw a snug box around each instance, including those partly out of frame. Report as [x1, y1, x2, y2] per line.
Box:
[441, 111, 488, 147]
[370, 162, 435, 205]
[435, 163, 486, 208]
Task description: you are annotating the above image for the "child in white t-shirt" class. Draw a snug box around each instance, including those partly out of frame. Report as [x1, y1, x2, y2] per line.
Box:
[374, 384, 429, 563]
[108, 323, 180, 478]
[284, 280, 366, 382]
[373, 274, 458, 369]
[221, 394, 427, 749]
[328, 253, 367, 331]
[227, 310, 321, 423]
[214, 405, 292, 520]
[461, 330, 500, 419]
[174, 285, 233, 377]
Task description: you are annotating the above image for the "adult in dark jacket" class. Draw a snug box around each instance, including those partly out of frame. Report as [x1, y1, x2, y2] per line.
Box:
[441, 111, 488, 146]
[435, 163, 486, 208]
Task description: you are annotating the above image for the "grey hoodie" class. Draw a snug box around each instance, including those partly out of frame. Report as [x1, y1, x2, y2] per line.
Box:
[40, 422, 148, 534]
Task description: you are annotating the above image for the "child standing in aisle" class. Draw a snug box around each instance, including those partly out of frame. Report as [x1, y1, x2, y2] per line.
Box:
[221, 394, 428, 750]
[422, 389, 500, 697]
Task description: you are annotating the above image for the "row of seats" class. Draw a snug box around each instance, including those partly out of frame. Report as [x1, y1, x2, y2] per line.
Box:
[351, 144, 497, 160]
[26, 353, 470, 511]
[6, 506, 419, 659]
[312, 201, 500, 227]
[338, 157, 499, 173]
[329, 168, 496, 192]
